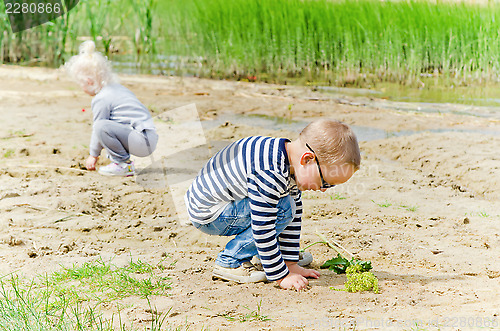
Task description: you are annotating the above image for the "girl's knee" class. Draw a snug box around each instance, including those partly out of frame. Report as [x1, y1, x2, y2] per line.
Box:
[93, 120, 113, 139]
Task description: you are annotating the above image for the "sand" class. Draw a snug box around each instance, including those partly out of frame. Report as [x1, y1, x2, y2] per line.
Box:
[0, 65, 499, 330]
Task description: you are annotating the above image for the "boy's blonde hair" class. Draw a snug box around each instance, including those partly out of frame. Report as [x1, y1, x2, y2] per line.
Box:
[64, 41, 118, 95]
[299, 119, 360, 170]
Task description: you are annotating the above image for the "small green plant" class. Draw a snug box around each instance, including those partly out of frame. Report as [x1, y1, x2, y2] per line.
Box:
[409, 322, 429, 331]
[340, 265, 379, 294]
[220, 300, 271, 323]
[310, 233, 379, 294]
[3, 149, 15, 158]
[322, 257, 379, 294]
[330, 193, 346, 200]
[146, 297, 170, 331]
[10, 129, 26, 137]
[320, 253, 372, 274]
[400, 204, 418, 212]
[465, 211, 492, 218]
[372, 199, 392, 208]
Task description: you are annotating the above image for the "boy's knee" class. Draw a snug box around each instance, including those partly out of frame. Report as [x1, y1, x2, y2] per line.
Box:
[277, 195, 295, 222]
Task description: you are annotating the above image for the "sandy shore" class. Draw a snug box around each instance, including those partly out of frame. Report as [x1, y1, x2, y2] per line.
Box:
[0, 65, 499, 330]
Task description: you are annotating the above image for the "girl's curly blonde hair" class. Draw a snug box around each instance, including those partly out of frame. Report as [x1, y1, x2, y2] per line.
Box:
[64, 41, 118, 95]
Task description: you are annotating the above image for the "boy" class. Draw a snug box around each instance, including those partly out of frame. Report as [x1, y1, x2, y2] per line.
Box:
[185, 119, 360, 290]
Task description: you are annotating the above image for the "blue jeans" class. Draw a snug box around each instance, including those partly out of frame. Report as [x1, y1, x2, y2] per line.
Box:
[192, 196, 296, 268]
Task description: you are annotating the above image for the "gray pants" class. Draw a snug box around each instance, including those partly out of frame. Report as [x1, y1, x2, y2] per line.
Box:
[94, 120, 158, 163]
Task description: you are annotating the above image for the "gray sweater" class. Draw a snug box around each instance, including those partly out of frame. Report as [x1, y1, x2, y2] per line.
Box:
[89, 83, 156, 157]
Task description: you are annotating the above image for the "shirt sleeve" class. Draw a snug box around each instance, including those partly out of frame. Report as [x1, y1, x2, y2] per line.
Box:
[248, 169, 289, 281]
[89, 94, 112, 157]
[278, 188, 302, 262]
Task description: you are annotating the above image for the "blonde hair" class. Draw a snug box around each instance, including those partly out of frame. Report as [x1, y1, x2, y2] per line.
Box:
[64, 41, 118, 94]
[299, 119, 361, 170]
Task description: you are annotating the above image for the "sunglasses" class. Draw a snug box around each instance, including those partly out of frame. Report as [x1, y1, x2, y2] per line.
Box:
[305, 143, 335, 189]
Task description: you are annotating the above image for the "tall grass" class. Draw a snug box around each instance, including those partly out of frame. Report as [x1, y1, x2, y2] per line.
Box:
[165, 0, 500, 85]
[2, 0, 500, 86]
[0, 0, 158, 66]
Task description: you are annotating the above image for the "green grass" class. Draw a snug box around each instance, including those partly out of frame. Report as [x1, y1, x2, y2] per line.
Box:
[330, 193, 346, 201]
[4, 0, 500, 86]
[372, 199, 392, 208]
[218, 300, 271, 323]
[0, 0, 158, 66]
[0, 257, 173, 330]
[48, 257, 172, 301]
[3, 149, 15, 158]
[371, 200, 418, 211]
[399, 204, 418, 212]
[465, 211, 492, 218]
[162, 0, 500, 86]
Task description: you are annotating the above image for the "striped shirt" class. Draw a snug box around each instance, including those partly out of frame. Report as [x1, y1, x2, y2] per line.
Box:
[185, 136, 303, 281]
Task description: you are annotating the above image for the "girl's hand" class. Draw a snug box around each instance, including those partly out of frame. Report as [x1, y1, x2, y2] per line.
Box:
[86, 155, 98, 170]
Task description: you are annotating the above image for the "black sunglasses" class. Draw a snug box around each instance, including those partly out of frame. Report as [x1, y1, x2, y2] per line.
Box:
[305, 143, 335, 189]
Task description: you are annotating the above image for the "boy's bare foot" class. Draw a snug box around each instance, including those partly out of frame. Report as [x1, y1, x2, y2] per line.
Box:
[286, 262, 321, 279]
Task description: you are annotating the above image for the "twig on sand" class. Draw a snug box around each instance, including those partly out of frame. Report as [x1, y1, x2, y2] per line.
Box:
[11, 164, 87, 173]
[54, 214, 83, 223]
[316, 232, 355, 260]
[14, 203, 46, 211]
[0, 133, 34, 140]
[13, 203, 88, 223]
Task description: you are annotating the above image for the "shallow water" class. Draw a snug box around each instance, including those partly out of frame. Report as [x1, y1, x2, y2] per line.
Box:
[110, 49, 500, 127]
[316, 79, 500, 111]
[112, 54, 500, 111]
[112, 56, 500, 130]
[113, 54, 202, 76]
[203, 113, 500, 142]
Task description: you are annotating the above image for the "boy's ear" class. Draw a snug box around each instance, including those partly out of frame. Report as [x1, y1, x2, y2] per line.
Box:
[300, 151, 315, 166]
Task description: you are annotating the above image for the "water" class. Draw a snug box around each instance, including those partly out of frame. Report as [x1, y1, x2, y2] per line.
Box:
[202, 114, 309, 133]
[202, 113, 500, 142]
[112, 55, 500, 133]
[316, 79, 500, 114]
[113, 54, 203, 77]
[112, 53, 500, 111]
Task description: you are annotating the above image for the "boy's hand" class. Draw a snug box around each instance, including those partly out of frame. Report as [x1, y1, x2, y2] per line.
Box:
[86, 155, 98, 170]
[285, 261, 321, 279]
[277, 273, 308, 291]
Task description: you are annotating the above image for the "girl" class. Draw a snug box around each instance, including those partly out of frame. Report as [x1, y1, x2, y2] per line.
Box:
[65, 41, 158, 176]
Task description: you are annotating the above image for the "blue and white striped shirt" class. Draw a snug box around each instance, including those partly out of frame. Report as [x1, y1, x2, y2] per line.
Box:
[185, 136, 302, 281]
